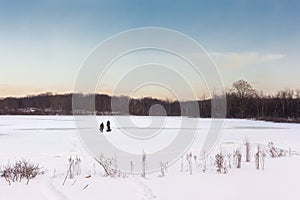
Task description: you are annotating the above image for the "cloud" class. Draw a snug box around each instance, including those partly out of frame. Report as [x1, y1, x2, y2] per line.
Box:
[210, 52, 286, 68]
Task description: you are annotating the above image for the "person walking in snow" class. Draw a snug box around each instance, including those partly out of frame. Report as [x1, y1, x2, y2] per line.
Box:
[99, 122, 104, 132]
[106, 120, 111, 132]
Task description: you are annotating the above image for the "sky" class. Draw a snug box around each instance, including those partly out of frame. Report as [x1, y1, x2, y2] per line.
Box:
[0, 0, 299, 99]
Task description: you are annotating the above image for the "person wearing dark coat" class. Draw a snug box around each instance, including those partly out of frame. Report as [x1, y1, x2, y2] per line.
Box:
[99, 122, 104, 132]
[106, 120, 111, 132]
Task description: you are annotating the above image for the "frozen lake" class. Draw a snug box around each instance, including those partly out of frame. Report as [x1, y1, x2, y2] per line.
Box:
[1, 115, 299, 158]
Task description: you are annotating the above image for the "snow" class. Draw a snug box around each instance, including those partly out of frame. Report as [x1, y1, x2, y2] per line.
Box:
[0, 115, 300, 200]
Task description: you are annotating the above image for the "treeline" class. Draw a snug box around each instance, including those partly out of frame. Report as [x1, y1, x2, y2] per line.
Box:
[0, 80, 299, 120]
[0, 93, 73, 115]
[0, 93, 195, 116]
[226, 80, 300, 120]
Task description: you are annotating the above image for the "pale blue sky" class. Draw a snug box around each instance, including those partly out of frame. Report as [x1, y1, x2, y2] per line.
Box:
[0, 0, 299, 98]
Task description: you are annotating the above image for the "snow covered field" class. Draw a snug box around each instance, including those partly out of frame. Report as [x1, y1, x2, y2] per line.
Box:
[0, 115, 300, 200]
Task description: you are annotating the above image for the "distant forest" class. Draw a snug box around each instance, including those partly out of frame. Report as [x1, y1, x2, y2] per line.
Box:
[0, 80, 300, 122]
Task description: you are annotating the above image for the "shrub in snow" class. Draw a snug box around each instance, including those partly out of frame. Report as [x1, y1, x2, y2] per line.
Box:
[141, 151, 146, 178]
[74, 156, 81, 176]
[215, 153, 227, 174]
[227, 153, 232, 169]
[289, 147, 292, 157]
[180, 155, 184, 172]
[245, 139, 251, 162]
[63, 156, 77, 185]
[95, 154, 122, 178]
[65, 156, 81, 179]
[130, 161, 133, 175]
[278, 149, 286, 157]
[255, 145, 266, 170]
[193, 155, 198, 168]
[0, 159, 44, 185]
[267, 142, 288, 158]
[261, 150, 266, 170]
[255, 146, 260, 170]
[186, 153, 193, 175]
[268, 142, 279, 158]
[68, 157, 75, 179]
[201, 151, 208, 173]
[159, 162, 167, 177]
[233, 149, 242, 168]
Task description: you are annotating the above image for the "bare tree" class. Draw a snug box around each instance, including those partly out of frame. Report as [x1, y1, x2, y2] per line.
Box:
[230, 80, 257, 118]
